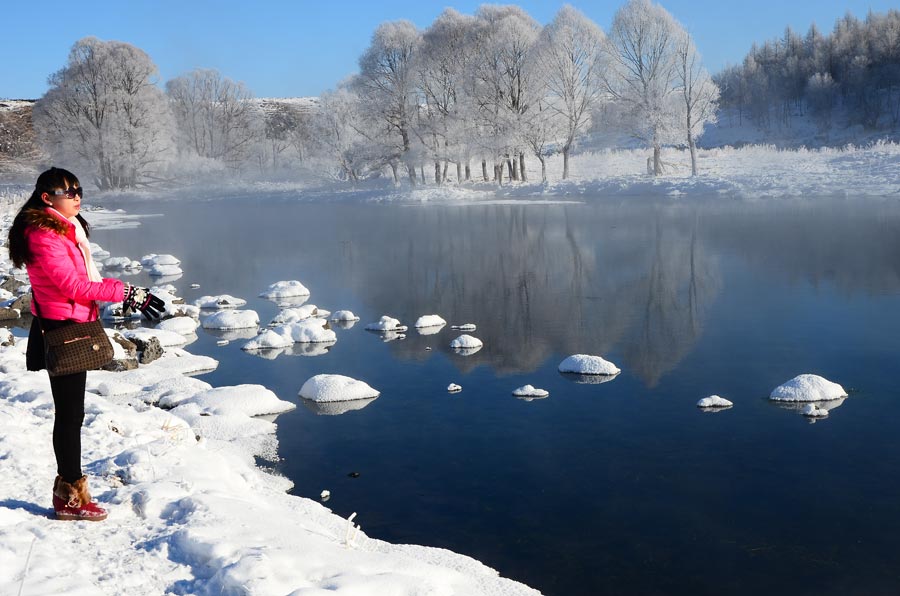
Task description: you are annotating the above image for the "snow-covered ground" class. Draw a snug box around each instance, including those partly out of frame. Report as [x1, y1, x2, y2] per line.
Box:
[0, 204, 539, 596]
[203, 140, 900, 204]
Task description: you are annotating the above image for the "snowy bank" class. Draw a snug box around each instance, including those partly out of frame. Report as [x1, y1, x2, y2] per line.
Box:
[0, 336, 539, 596]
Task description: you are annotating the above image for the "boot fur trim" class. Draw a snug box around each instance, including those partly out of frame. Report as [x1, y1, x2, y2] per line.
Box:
[53, 475, 91, 508]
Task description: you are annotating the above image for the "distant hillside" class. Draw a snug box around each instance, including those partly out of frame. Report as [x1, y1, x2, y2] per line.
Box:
[701, 106, 900, 150]
[713, 9, 900, 147]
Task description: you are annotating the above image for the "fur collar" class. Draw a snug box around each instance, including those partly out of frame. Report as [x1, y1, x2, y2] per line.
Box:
[23, 208, 72, 236]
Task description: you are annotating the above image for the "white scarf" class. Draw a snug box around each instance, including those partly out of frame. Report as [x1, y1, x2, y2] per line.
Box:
[50, 207, 102, 282]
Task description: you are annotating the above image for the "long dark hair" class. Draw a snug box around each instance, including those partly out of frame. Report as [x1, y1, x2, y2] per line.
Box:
[7, 167, 90, 268]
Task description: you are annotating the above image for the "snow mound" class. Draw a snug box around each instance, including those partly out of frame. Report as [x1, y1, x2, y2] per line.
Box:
[90, 242, 110, 259]
[155, 316, 200, 335]
[512, 385, 549, 399]
[193, 295, 247, 309]
[558, 354, 621, 376]
[269, 304, 321, 325]
[274, 319, 337, 343]
[166, 384, 294, 417]
[260, 280, 310, 299]
[366, 315, 407, 332]
[450, 334, 483, 349]
[330, 310, 360, 322]
[201, 310, 260, 330]
[697, 395, 733, 409]
[768, 374, 847, 402]
[103, 257, 141, 270]
[415, 315, 447, 328]
[242, 329, 294, 351]
[140, 253, 181, 267]
[801, 404, 830, 418]
[141, 254, 183, 277]
[299, 374, 380, 403]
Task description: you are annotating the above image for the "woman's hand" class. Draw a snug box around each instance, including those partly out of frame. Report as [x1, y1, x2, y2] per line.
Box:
[123, 285, 166, 320]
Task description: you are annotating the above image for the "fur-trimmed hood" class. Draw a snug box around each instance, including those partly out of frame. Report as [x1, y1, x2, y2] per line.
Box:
[22, 207, 72, 236]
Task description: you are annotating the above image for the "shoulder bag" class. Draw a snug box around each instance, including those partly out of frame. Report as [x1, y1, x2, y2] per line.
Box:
[33, 296, 114, 377]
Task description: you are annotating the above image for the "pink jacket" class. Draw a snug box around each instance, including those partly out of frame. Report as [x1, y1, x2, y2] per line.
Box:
[24, 208, 124, 322]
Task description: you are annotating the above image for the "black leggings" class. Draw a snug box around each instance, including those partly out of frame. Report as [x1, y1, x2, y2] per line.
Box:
[27, 317, 87, 483]
[50, 371, 87, 483]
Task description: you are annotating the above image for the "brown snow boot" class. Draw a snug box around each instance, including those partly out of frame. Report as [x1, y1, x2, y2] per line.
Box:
[53, 475, 108, 521]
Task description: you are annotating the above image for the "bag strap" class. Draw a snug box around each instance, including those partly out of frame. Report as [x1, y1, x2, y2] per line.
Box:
[31, 291, 45, 334]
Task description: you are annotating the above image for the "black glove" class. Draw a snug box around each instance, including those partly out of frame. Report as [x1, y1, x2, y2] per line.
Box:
[123, 284, 166, 320]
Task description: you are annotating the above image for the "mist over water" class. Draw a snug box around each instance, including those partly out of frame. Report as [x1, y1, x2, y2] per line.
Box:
[94, 194, 900, 595]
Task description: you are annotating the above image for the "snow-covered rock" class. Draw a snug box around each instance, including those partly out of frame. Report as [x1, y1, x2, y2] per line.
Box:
[269, 304, 321, 325]
[103, 257, 141, 270]
[155, 316, 201, 335]
[330, 310, 360, 322]
[140, 253, 180, 267]
[450, 334, 483, 350]
[201, 310, 260, 330]
[558, 354, 621, 376]
[242, 329, 294, 351]
[299, 374, 380, 402]
[90, 242, 110, 260]
[768, 374, 847, 402]
[696, 395, 733, 409]
[141, 254, 183, 277]
[415, 315, 446, 328]
[366, 315, 407, 332]
[275, 318, 337, 343]
[512, 385, 549, 399]
[260, 280, 310, 299]
[193, 295, 247, 309]
[164, 384, 294, 417]
[451, 323, 477, 331]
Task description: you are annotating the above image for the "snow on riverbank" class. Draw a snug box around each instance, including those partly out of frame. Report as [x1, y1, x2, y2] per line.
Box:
[0, 343, 538, 595]
[0, 203, 540, 595]
[238, 141, 900, 203]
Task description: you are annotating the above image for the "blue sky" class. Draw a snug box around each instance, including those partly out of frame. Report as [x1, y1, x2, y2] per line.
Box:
[2, 0, 895, 99]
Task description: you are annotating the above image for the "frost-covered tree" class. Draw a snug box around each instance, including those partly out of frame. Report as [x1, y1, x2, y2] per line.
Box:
[603, 0, 682, 175]
[674, 30, 719, 176]
[714, 9, 900, 134]
[536, 4, 607, 179]
[311, 85, 376, 182]
[356, 20, 421, 185]
[806, 72, 836, 131]
[166, 69, 260, 167]
[416, 9, 480, 184]
[33, 37, 174, 189]
[521, 98, 562, 183]
[472, 5, 540, 184]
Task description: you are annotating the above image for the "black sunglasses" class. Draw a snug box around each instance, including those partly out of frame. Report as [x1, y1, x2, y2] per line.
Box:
[48, 187, 83, 199]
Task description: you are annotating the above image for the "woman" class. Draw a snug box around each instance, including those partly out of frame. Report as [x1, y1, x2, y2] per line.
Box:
[7, 167, 163, 521]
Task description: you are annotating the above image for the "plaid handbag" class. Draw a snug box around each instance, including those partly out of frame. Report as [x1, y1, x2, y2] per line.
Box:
[34, 297, 114, 377]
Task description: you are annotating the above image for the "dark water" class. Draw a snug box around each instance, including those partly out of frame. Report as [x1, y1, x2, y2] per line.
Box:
[93, 195, 900, 596]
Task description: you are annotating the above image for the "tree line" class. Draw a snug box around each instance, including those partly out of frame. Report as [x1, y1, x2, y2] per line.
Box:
[715, 9, 900, 133]
[23, 0, 718, 190]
